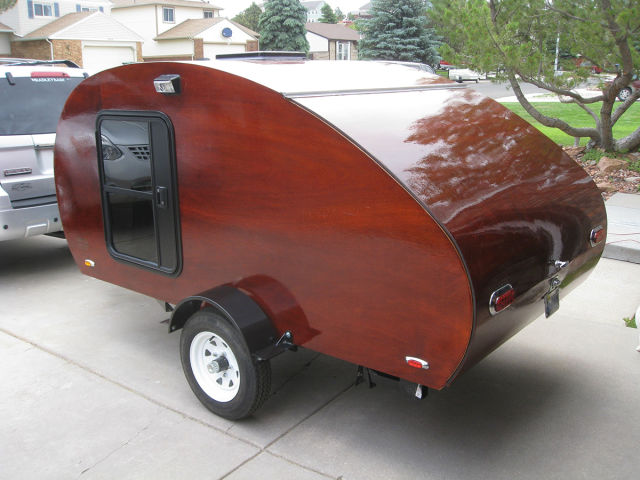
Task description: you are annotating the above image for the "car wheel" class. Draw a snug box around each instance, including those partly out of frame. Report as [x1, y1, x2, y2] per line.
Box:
[618, 87, 632, 101]
[180, 308, 271, 420]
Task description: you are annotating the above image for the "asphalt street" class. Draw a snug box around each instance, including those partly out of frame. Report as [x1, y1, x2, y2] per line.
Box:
[1, 234, 639, 479]
[467, 79, 548, 99]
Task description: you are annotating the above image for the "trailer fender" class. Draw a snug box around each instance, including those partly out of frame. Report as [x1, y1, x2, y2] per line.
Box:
[170, 285, 280, 357]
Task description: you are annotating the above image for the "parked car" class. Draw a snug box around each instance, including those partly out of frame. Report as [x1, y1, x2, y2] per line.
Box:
[439, 60, 456, 71]
[0, 59, 89, 241]
[449, 68, 483, 82]
[617, 74, 639, 101]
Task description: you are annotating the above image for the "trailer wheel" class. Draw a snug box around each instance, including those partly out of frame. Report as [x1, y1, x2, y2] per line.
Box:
[180, 309, 271, 420]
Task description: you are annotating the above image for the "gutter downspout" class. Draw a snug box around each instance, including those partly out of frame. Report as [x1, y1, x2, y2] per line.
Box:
[45, 38, 54, 60]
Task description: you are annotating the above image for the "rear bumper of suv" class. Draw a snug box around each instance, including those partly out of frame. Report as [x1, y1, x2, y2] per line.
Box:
[0, 185, 62, 241]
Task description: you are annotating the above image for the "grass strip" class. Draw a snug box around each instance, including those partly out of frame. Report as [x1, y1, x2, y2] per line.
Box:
[500, 101, 640, 147]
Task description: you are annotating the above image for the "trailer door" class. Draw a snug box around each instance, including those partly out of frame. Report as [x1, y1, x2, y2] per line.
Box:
[97, 111, 181, 276]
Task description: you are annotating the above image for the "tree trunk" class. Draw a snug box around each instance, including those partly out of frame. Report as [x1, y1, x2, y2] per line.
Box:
[598, 100, 615, 152]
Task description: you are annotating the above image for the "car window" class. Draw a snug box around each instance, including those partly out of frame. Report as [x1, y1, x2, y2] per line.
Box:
[0, 74, 85, 136]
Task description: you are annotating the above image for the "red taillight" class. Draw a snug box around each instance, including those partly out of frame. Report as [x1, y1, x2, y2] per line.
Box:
[590, 226, 605, 246]
[31, 71, 69, 78]
[490, 284, 515, 315]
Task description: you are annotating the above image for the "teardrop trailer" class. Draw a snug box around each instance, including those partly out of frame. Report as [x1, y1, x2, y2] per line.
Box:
[54, 58, 607, 419]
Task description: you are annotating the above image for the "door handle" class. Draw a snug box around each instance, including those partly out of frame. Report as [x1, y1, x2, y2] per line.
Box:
[155, 186, 168, 209]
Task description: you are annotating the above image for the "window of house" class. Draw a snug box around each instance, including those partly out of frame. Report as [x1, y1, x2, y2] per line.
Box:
[203, 10, 214, 18]
[33, 2, 53, 16]
[336, 41, 351, 61]
[163, 7, 175, 23]
[97, 112, 182, 276]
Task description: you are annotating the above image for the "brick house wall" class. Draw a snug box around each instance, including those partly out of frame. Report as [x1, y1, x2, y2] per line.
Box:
[10, 39, 51, 60]
[11, 39, 83, 65]
[53, 40, 83, 66]
[350, 42, 358, 60]
[194, 38, 203, 59]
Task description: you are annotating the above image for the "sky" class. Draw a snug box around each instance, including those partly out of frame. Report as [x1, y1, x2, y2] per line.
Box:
[212, 0, 368, 18]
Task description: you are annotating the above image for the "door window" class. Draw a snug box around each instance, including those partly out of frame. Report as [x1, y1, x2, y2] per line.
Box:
[97, 112, 181, 275]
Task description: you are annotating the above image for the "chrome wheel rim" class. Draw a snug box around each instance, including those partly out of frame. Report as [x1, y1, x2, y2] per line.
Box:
[190, 331, 240, 402]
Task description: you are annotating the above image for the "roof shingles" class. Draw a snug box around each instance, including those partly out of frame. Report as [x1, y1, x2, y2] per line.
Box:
[155, 18, 258, 40]
[111, 0, 221, 10]
[305, 22, 360, 42]
[23, 12, 93, 39]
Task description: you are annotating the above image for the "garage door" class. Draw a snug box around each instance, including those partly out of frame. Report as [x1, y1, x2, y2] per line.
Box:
[83, 46, 135, 72]
[203, 43, 246, 59]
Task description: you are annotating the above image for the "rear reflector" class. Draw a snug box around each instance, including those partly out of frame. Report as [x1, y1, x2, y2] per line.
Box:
[590, 226, 605, 246]
[31, 71, 70, 78]
[489, 284, 515, 315]
[405, 356, 429, 370]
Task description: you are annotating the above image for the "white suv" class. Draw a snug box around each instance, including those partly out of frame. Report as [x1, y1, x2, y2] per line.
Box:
[0, 59, 88, 241]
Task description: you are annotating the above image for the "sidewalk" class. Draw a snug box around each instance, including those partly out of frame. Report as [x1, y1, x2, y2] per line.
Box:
[496, 88, 601, 102]
[604, 193, 640, 264]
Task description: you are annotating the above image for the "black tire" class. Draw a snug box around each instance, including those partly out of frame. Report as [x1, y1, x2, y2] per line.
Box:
[180, 308, 271, 420]
[618, 87, 632, 101]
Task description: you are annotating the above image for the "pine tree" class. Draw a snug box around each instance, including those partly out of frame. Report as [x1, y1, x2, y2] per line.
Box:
[258, 0, 310, 53]
[359, 0, 440, 66]
[318, 3, 337, 23]
[334, 7, 345, 22]
[232, 2, 262, 32]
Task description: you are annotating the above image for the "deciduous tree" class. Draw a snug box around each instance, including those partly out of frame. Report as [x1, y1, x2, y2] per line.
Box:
[232, 2, 262, 32]
[431, 0, 640, 152]
[319, 3, 338, 23]
[0, 0, 17, 13]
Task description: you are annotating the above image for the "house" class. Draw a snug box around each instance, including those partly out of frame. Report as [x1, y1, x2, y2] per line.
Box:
[153, 17, 258, 60]
[0, 0, 111, 37]
[301, 1, 326, 22]
[110, 0, 239, 61]
[10, 11, 143, 70]
[306, 22, 359, 60]
[351, 1, 372, 19]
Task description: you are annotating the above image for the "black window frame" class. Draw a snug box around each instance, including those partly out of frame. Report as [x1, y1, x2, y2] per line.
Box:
[96, 110, 182, 277]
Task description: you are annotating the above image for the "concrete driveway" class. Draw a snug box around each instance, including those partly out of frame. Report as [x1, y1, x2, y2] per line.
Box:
[1, 235, 639, 479]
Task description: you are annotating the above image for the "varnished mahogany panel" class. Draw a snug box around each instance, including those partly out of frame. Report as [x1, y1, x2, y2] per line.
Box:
[299, 88, 606, 376]
[55, 62, 474, 389]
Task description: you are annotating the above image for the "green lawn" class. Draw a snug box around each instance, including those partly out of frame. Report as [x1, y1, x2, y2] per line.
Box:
[500, 101, 640, 147]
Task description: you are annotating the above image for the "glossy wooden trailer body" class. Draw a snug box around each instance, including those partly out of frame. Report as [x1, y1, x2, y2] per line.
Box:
[54, 61, 606, 390]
